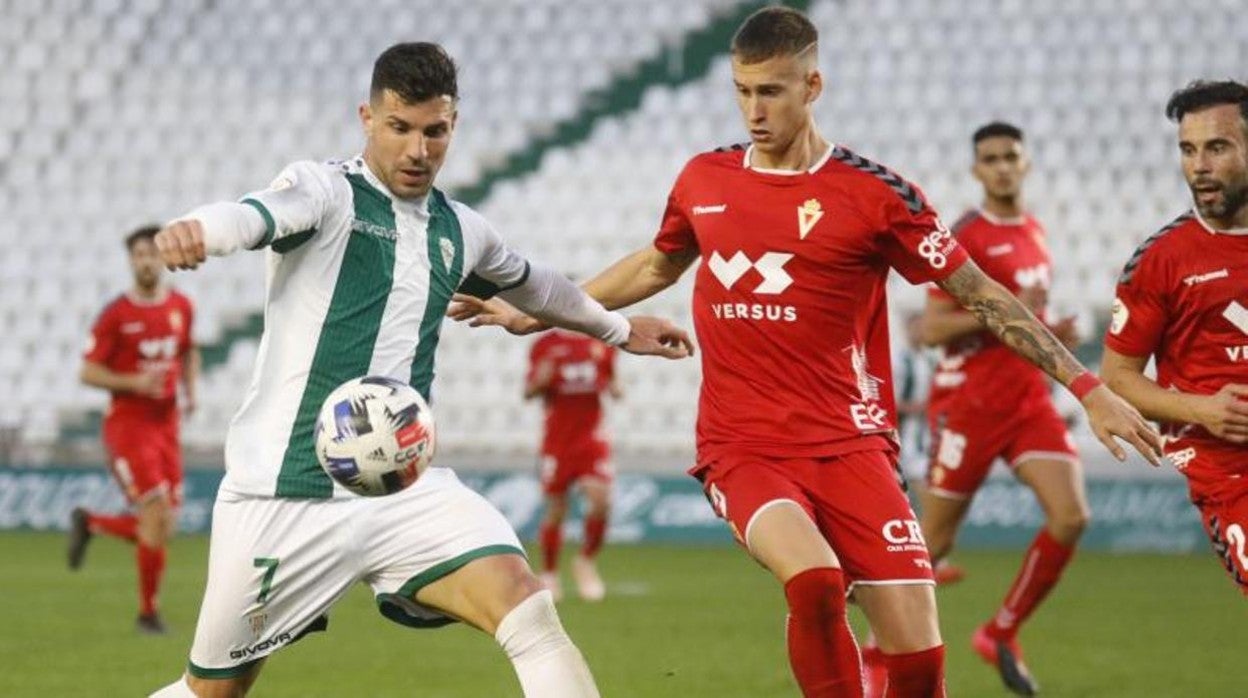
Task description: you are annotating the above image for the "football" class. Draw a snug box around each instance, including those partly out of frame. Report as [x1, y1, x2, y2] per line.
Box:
[314, 376, 437, 496]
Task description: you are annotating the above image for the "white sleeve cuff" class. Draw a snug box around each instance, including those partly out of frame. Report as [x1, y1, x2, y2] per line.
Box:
[175, 201, 267, 256]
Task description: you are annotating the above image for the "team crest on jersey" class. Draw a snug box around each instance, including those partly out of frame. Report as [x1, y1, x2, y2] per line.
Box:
[439, 237, 456, 272]
[797, 198, 824, 240]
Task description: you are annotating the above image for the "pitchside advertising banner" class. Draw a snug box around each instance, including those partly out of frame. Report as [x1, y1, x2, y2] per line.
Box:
[0, 466, 1207, 552]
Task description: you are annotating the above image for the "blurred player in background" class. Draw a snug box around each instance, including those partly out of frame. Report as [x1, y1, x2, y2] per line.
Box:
[453, 8, 1160, 697]
[900, 123, 1087, 696]
[526, 329, 620, 602]
[1101, 80, 1248, 596]
[147, 42, 690, 698]
[69, 225, 199, 634]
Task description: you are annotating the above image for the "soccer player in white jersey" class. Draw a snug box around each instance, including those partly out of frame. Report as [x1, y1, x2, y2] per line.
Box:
[148, 43, 691, 698]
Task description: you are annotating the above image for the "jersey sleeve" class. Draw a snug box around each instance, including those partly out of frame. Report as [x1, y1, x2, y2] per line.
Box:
[874, 183, 969, 285]
[452, 201, 530, 298]
[1105, 255, 1168, 357]
[239, 160, 338, 252]
[83, 303, 118, 364]
[179, 295, 196, 356]
[653, 164, 697, 256]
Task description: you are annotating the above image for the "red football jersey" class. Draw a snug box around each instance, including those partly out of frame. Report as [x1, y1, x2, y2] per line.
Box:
[1105, 211, 1248, 490]
[529, 330, 616, 459]
[84, 290, 194, 419]
[928, 210, 1055, 408]
[653, 144, 967, 464]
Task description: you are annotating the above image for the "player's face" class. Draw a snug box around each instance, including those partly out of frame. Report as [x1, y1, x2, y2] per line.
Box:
[731, 53, 821, 156]
[128, 238, 162, 290]
[360, 89, 456, 200]
[972, 136, 1029, 201]
[1178, 104, 1248, 224]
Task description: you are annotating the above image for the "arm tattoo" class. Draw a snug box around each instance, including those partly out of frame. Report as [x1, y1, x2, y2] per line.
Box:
[936, 261, 1084, 384]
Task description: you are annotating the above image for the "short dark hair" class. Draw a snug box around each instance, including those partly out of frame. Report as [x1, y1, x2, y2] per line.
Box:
[370, 42, 458, 104]
[731, 6, 818, 64]
[1165, 80, 1248, 126]
[124, 225, 160, 251]
[972, 121, 1025, 147]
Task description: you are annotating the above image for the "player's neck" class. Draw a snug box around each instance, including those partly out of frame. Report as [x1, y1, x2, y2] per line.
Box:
[129, 284, 165, 304]
[981, 195, 1024, 220]
[1200, 204, 1248, 232]
[749, 125, 829, 172]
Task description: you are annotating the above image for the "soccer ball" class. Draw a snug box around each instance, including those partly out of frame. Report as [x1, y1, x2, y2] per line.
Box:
[314, 376, 437, 497]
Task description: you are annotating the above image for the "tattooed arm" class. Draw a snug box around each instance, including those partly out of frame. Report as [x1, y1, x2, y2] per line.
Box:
[936, 259, 1163, 465]
[935, 260, 1083, 384]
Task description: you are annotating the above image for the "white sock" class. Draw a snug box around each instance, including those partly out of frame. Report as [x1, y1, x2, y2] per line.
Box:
[495, 590, 601, 698]
[149, 676, 196, 697]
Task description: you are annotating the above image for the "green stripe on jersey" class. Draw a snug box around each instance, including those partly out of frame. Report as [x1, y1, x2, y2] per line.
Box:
[275, 173, 397, 498]
[409, 189, 464, 401]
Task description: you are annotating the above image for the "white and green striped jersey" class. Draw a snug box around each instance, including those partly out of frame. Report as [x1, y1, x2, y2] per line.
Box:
[217, 157, 530, 499]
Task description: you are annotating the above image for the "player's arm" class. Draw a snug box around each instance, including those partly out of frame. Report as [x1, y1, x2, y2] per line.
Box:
[918, 295, 985, 346]
[936, 259, 1162, 463]
[156, 161, 333, 270]
[1100, 348, 1248, 444]
[524, 360, 555, 400]
[449, 245, 696, 334]
[80, 360, 163, 398]
[181, 345, 201, 415]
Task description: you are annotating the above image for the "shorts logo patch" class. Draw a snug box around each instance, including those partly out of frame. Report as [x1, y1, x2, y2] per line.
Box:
[230, 631, 293, 660]
[882, 518, 927, 553]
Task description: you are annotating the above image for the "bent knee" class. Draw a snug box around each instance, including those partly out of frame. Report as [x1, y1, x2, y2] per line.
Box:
[1049, 507, 1090, 542]
[185, 675, 248, 698]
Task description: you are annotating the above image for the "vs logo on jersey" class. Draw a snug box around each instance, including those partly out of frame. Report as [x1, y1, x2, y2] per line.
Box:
[797, 198, 824, 240]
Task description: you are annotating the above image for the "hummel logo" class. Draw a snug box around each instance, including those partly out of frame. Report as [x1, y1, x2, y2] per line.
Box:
[1183, 268, 1229, 286]
[986, 243, 1014, 257]
[692, 204, 727, 215]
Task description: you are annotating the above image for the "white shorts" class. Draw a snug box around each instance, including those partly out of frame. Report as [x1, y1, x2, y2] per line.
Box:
[187, 467, 524, 679]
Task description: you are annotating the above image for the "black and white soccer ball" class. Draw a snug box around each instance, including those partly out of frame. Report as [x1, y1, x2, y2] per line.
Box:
[314, 376, 437, 497]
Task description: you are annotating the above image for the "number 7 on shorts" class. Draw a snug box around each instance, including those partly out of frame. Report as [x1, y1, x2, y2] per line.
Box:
[253, 557, 280, 604]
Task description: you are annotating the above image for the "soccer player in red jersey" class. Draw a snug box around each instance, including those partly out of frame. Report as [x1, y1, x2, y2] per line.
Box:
[69, 225, 199, 634]
[453, 8, 1160, 696]
[1101, 80, 1248, 597]
[526, 330, 620, 601]
[905, 123, 1086, 696]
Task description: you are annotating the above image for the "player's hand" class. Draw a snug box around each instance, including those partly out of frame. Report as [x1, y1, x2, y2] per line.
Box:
[182, 394, 197, 416]
[1048, 315, 1081, 350]
[622, 316, 695, 360]
[129, 369, 165, 398]
[155, 220, 207, 270]
[1190, 384, 1248, 444]
[447, 294, 547, 335]
[1082, 384, 1163, 466]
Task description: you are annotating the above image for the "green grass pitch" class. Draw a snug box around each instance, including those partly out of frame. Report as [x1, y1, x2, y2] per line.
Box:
[2, 532, 1241, 696]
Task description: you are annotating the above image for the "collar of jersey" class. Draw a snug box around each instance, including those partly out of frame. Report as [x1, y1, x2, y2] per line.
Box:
[349, 155, 430, 216]
[1193, 209, 1248, 236]
[977, 208, 1028, 226]
[742, 143, 834, 175]
[126, 288, 170, 306]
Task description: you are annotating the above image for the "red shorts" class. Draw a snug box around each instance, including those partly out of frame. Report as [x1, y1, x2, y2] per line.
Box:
[1192, 474, 1248, 596]
[102, 414, 183, 506]
[926, 398, 1077, 499]
[691, 449, 935, 588]
[539, 450, 614, 497]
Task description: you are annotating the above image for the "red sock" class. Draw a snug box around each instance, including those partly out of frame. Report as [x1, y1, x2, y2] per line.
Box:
[137, 543, 166, 616]
[539, 521, 562, 573]
[784, 567, 863, 697]
[88, 513, 137, 542]
[582, 515, 607, 558]
[882, 646, 946, 698]
[989, 529, 1075, 639]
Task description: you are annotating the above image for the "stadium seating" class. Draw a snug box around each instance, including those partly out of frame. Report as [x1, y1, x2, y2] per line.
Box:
[3, 0, 1246, 465]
